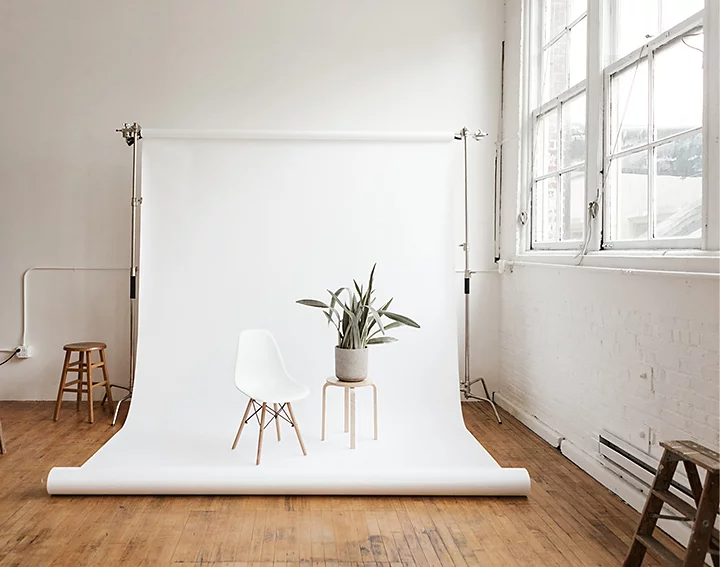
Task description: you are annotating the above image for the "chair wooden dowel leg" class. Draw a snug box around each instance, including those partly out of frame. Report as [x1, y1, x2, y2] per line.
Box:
[287, 402, 307, 456]
[54, 351, 72, 421]
[274, 403, 281, 441]
[256, 403, 267, 465]
[232, 399, 254, 450]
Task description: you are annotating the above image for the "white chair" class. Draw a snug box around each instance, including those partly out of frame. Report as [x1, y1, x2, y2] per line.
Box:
[231, 329, 309, 465]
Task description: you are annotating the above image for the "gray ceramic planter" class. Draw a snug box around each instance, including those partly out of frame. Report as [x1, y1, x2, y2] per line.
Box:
[334, 347, 368, 382]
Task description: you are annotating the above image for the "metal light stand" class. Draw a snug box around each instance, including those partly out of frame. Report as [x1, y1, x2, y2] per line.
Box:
[455, 127, 502, 424]
[110, 122, 142, 426]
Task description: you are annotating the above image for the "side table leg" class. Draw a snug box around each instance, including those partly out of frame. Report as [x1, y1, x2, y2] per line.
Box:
[321, 383, 328, 441]
[372, 383, 378, 440]
[344, 387, 349, 433]
[350, 388, 356, 449]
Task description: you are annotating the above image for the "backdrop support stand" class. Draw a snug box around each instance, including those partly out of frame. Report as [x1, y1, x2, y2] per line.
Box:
[109, 122, 142, 426]
[454, 127, 502, 424]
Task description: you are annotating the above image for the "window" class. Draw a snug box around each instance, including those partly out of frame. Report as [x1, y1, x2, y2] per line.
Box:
[526, 0, 712, 251]
[530, 0, 588, 248]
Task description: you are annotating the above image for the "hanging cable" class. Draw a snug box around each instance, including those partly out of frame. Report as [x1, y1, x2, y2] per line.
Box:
[0, 349, 19, 368]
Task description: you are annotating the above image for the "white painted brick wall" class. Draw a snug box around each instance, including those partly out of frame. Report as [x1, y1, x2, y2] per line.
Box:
[499, 266, 719, 461]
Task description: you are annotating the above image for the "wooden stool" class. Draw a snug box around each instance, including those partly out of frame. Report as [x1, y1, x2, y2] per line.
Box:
[53, 342, 114, 424]
[624, 440, 719, 567]
[321, 378, 377, 449]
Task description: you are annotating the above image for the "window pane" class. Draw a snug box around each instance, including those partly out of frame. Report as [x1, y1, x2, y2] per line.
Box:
[569, 0, 587, 23]
[610, 59, 649, 153]
[560, 169, 585, 241]
[533, 176, 560, 243]
[544, 0, 568, 42]
[615, 0, 659, 61]
[654, 131, 703, 239]
[542, 36, 570, 101]
[654, 34, 704, 140]
[569, 16, 587, 86]
[562, 93, 586, 168]
[661, 0, 704, 31]
[544, 0, 587, 43]
[534, 109, 559, 176]
[609, 151, 649, 240]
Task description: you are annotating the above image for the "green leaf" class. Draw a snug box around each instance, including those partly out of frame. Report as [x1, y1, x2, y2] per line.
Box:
[367, 336, 398, 345]
[297, 299, 329, 309]
[367, 321, 403, 340]
[367, 305, 385, 334]
[329, 287, 346, 311]
[379, 310, 421, 328]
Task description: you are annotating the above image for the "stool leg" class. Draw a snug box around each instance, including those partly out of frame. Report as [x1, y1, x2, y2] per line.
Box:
[86, 351, 94, 424]
[99, 349, 114, 410]
[372, 383, 378, 440]
[350, 388, 356, 449]
[344, 387, 349, 432]
[321, 382, 328, 441]
[76, 352, 84, 412]
[54, 351, 72, 421]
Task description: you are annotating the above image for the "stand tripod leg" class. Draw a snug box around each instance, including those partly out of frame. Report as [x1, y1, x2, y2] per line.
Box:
[112, 393, 131, 426]
[464, 377, 502, 424]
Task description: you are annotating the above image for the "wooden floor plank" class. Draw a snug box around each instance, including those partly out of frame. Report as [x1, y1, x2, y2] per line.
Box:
[0, 401, 684, 566]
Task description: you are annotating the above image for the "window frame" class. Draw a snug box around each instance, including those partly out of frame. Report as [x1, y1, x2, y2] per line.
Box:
[522, 0, 719, 255]
[529, 4, 589, 250]
[601, 12, 705, 250]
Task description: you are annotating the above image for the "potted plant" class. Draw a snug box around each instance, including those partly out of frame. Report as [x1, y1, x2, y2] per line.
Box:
[296, 264, 420, 382]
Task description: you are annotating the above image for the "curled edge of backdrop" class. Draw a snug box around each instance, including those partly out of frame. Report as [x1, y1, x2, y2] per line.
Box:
[47, 466, 531, 496]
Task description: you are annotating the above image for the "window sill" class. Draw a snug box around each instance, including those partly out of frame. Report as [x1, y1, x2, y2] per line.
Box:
[508, 249, 720, 275]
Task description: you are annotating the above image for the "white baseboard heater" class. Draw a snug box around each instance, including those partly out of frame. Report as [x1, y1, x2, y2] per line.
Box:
[599, 431, 699, 504]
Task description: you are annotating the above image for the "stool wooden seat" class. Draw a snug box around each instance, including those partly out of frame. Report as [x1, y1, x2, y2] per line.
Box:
[54, 342, 114, 424]
[624, 440, 720, 567]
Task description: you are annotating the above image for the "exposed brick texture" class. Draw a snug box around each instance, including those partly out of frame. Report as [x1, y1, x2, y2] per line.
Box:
[499, 266, 719, 461]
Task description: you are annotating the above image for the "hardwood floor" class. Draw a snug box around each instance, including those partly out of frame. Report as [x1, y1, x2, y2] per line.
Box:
[0, 401, 683, 567]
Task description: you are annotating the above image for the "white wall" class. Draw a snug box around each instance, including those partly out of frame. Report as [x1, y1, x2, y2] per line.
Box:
[498, 0, 719, 486]
[0, 0, 505, 400]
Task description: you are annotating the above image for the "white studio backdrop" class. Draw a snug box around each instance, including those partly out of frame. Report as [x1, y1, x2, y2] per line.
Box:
[47, 133, 530, 495]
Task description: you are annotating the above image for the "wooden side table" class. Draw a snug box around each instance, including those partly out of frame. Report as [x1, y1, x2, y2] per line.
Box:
[321, 377, 377, 449]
